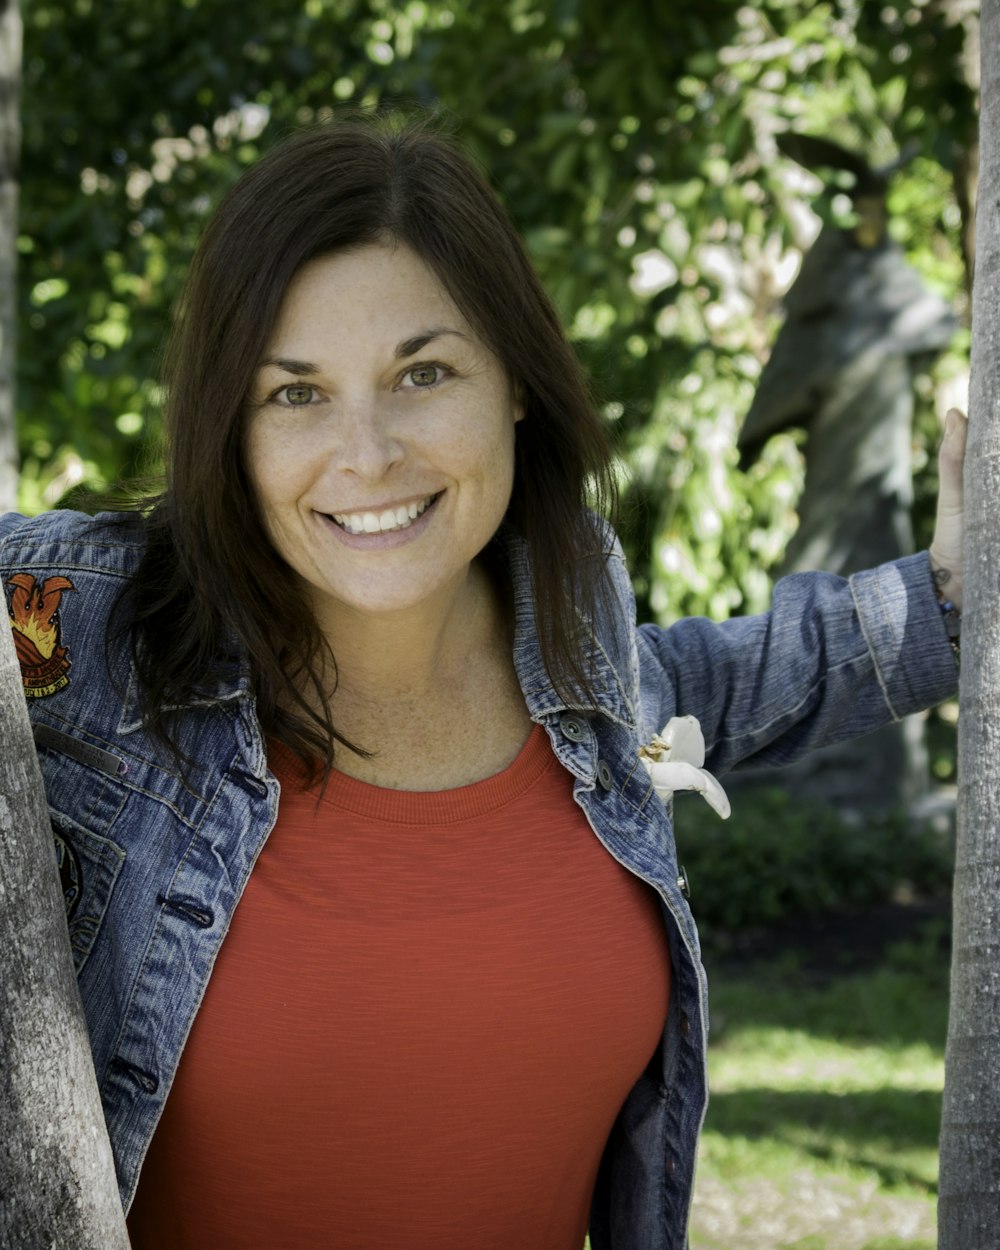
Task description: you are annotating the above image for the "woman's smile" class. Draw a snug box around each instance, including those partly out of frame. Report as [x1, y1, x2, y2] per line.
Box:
[328, 491, 441, 536]
[317, 491, 444, 550]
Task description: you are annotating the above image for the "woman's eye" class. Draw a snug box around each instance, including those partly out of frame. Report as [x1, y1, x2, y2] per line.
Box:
[277, 383, 317, 406]
[403, 364, 444, 388]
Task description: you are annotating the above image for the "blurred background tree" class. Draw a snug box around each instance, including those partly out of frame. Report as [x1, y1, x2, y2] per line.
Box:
[0, 0, 19, 512]
[14, 0, 975, 779]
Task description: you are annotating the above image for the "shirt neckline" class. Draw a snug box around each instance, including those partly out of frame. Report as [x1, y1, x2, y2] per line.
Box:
[267, 723, 559, 825]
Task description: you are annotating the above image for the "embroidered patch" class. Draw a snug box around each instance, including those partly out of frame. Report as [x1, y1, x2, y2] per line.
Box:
[5, 573, 77, 698]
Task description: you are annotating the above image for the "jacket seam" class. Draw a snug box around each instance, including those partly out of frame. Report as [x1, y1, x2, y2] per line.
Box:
[849, 575, 901, 720]
[707, 646, 876, 756]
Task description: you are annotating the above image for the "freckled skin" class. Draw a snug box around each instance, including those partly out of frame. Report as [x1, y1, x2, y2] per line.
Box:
[244, 244, 523, 642]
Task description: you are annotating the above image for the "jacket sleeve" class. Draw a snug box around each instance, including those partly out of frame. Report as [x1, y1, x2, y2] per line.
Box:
[635, 551, 958, 778]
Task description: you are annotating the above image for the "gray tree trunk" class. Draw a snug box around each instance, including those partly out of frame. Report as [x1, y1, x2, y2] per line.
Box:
[0, 590, 129, 1239]
[0, 0, 20, 512]
[939, 0, 980, 290]
[938, 0, 1000, 1241]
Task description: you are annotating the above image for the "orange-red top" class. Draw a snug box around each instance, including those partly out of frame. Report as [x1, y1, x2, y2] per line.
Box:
[128, 726, 670, 1250]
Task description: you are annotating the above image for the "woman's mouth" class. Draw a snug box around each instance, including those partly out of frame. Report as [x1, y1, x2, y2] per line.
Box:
[329, 493, 439, 536]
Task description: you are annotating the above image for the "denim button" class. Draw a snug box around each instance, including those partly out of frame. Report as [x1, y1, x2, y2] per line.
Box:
[680, 1013, 691, 1037]
[596, 760, 613, 791]
[559, 713, 587, 742]
[677, 866, 691, 900]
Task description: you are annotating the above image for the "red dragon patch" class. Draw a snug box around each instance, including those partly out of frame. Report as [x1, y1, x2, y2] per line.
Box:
[6, 573, 77, 698]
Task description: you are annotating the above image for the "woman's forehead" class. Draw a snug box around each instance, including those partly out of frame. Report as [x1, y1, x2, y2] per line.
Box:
[265, 245, 482, 359]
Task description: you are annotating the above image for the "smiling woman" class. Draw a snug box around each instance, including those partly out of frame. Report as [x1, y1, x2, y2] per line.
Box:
[0, 111, 965, 1250]
[134, 114, 617, 780]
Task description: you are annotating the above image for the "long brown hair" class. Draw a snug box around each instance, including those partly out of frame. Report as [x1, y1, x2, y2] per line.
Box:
[125, 110, 617, 772]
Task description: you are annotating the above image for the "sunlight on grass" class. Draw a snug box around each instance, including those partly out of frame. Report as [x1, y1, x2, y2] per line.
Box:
[688, 942, 947, 1250]
[709, 1032, 942, 1094]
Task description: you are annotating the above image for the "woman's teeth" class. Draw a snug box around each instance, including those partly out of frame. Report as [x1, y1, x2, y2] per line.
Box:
[332, 495, 435, 535]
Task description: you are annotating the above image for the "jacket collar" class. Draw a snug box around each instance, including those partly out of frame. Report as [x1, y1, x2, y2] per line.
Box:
[500, 528, 637, 731]
[117, 644, 253, 735]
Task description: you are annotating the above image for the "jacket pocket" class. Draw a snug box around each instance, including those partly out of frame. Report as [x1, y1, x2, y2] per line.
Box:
[35, 724, 129, 975]
[50, 812, 126, 973]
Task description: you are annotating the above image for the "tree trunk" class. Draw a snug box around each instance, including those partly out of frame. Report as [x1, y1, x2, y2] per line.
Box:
[938, 0, 1000, 1241]
[0, 0, 19, 512]
[936, 0, 980, 290]
[0, 608, 129, 1242]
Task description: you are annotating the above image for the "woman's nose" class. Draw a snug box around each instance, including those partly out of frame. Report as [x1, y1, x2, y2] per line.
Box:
[332, 403, 404, 482]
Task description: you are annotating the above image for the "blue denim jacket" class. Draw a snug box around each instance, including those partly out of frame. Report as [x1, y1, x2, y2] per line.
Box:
[1, 507, 958, 1249]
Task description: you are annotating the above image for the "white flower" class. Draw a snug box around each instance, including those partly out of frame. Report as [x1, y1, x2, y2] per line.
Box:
[638, 715, 731, 819]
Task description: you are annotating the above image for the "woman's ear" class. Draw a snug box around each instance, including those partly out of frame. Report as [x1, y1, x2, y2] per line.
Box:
[513, 382, 527, 424]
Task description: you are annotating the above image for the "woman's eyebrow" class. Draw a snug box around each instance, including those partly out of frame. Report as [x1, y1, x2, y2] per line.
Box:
[258, 357, 318, 375]
[257, 328, 470, 375]
[394, 327, 470, 358]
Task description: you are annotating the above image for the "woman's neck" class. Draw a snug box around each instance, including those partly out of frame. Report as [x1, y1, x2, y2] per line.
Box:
[304, 561, 530, 789]
[312, 560, 505, 705]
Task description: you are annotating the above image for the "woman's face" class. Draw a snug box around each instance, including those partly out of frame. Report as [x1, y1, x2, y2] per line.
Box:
[244, 243, 522, 630]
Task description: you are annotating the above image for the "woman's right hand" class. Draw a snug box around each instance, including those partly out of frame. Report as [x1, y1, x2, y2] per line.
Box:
[929, 406, 967, 613]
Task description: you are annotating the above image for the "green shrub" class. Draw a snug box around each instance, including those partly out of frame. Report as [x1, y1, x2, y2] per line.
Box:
[671, 788, 952, 938]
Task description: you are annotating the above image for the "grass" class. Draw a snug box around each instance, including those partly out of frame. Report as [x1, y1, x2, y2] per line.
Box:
[688, 916, 950, 1249]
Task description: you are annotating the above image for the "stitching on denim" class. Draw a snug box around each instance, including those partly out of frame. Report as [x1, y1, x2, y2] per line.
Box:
[710, 646, 875, 754]
[621, 754, 656, 814]
[850, 571, 900, 720]
[1, 552, 133, 573]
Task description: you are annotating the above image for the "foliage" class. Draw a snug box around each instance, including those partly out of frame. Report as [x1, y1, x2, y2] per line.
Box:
[17, 0, 975, 624]
[673, 787, 953, 939]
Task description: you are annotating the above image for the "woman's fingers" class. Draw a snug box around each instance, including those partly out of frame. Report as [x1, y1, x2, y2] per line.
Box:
[929, 407, 966, 612]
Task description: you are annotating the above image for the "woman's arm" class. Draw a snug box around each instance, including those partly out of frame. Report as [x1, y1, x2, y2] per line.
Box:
[636, 409, 966, 777]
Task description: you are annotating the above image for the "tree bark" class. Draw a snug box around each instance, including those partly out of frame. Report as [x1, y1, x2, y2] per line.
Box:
[936, 0, 980, 290]
[938, 0, 1000, 1241]
[0, 0, 20, 512]
[0, 611, 129, 1243]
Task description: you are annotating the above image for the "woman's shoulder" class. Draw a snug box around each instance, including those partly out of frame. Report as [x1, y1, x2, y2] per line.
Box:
[0, 508, 150, 579]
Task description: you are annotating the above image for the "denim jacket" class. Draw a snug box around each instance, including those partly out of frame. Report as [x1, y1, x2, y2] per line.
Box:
[1, 507, 958, 1249]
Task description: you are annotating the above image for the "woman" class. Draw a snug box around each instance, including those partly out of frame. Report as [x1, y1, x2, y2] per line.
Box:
[1, 114, 965, 1250]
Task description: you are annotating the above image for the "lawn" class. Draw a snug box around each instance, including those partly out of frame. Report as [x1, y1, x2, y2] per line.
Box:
[688, 905, 950, 1250]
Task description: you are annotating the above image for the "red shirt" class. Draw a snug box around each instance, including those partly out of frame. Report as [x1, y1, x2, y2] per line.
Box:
[128, 725, 671, 1250]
